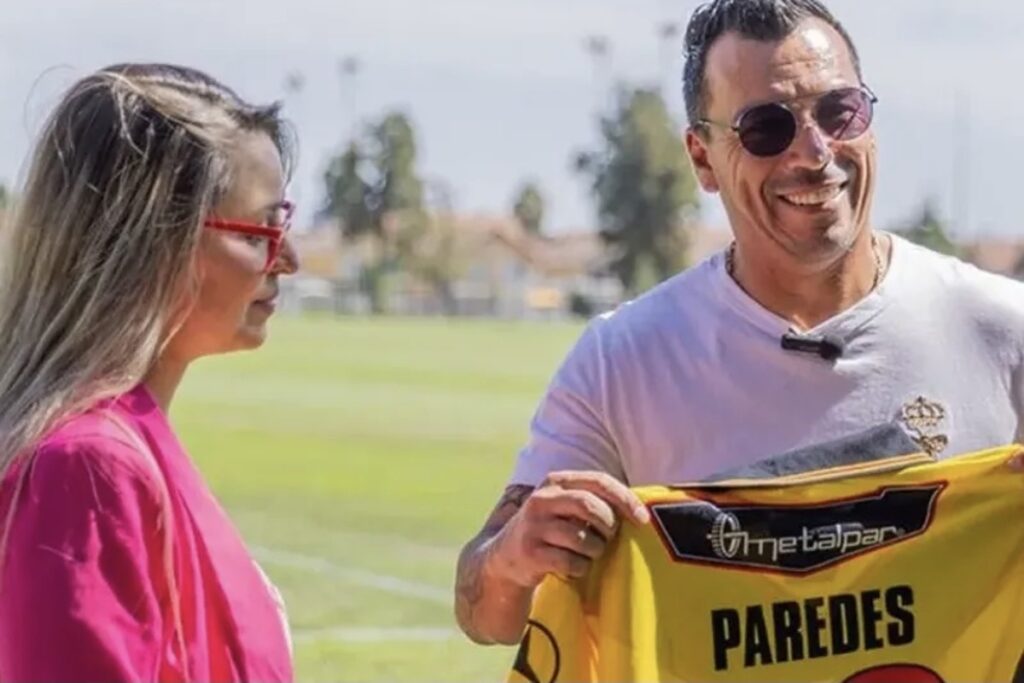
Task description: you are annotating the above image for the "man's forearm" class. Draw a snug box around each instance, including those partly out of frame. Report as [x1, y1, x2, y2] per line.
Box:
[455, 484, 536, 645]
[454, 532, 534, 645]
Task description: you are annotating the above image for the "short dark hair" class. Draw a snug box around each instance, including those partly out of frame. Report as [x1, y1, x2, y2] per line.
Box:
[682, 0, 862, 126]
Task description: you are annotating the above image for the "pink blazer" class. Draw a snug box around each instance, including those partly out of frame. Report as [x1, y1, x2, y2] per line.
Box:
[0, 386, 293, 681]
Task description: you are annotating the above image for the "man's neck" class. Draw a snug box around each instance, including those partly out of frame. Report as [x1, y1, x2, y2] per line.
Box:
[729, 232, 888, 330]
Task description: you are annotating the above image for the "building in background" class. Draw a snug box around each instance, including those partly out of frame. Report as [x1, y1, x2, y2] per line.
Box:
[285, 220, 1024, 318]
[285, 216, 736, 319]
[959, 239, 1024, 279]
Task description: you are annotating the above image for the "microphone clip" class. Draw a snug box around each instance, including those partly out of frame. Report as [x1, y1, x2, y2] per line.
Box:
[780, 330, 844, 361]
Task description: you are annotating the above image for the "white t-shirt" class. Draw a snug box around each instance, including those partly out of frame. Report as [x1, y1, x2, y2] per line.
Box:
[511, 234, 1024, 486]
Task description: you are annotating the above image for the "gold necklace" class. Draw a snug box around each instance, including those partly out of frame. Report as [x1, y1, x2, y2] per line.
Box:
[725, 235, 886, 292]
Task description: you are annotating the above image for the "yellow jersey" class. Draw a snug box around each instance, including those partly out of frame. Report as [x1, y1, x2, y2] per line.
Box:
[508, 446, 1024, 683]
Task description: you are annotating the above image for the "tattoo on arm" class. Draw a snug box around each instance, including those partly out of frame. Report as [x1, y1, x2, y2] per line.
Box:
[483, 485, 533, 532]
[455, 485, 535, 642]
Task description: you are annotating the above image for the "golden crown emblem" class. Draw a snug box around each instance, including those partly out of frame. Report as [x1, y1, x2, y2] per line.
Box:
[899, 396, 948, 458]
[901, 396, 946, 431]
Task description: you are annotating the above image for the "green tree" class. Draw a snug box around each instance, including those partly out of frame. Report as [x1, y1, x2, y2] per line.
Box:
[576, 87, 699, 296]
[324, 142, 373, 237]
[394, 181, 470, 315]
[512, 181, 545, 236]
[324, 112, 426, 313]
[894, 200, 960, 257]
[371, 113, 424, 216]
[0, 183, 11, 230]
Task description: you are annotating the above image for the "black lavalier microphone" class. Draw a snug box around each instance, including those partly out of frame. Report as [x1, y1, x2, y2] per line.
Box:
[780, 330, 844, 361]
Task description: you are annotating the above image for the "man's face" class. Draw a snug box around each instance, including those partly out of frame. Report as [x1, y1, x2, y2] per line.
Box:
[686, 18, 876, 268]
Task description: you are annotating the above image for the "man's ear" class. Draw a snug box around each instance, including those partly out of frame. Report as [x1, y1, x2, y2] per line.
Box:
[685, 127, 720, 193]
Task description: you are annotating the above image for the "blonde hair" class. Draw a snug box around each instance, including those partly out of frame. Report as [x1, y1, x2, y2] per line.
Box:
[0, 63, 294, 670]
[0, 63, 293, 466]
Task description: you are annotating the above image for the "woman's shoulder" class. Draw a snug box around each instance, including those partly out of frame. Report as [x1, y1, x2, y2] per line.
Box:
[19, 404, 164, 504]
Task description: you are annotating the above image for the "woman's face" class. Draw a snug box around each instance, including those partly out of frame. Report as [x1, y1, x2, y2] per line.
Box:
[164, 130, 299, 363]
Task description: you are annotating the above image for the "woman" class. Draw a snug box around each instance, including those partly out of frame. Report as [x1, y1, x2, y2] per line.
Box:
[0, 63, 298, 681]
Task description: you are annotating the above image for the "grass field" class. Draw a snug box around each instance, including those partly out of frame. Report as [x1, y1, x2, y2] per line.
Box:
[171, 314, 583, 682]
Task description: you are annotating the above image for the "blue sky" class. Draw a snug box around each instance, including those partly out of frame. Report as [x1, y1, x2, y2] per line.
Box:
[2, 0, 1021, 238]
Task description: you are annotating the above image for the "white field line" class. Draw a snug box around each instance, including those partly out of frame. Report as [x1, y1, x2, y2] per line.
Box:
[251, 545, 451, 605]
[239, 508, 460, 562]
[292, 626, 459, 644]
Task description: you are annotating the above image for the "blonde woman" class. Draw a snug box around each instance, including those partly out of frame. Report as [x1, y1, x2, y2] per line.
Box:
[0, 64, 298, 681]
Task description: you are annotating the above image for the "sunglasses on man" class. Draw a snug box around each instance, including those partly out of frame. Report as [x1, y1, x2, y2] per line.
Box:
[697, 85, 878, 158]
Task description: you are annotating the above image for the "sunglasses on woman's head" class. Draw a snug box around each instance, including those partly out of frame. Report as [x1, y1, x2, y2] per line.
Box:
[697, 86, 878, 158]
[204, 200, 294, 273]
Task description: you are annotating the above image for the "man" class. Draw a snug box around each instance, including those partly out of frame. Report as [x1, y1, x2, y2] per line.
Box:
[455, 0, 1024, 646]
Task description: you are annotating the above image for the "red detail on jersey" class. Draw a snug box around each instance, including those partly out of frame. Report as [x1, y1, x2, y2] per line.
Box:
[843, 663, 944, 683]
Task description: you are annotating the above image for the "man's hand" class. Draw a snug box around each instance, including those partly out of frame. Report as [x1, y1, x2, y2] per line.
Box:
[455, 470, 649, 645]
[487, 470, 650, 589]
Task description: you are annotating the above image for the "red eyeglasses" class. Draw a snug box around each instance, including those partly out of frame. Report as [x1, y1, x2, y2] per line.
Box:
[204, 200, 295, 272]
